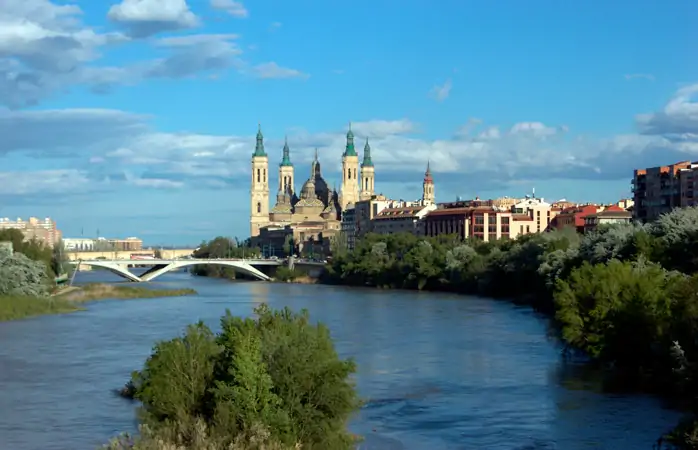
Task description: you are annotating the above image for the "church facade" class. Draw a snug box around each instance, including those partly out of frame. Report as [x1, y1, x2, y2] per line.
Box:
[249, 124, 376, 238]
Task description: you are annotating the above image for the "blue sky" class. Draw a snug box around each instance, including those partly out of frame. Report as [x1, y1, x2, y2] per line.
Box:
[1, 0, 697, 245]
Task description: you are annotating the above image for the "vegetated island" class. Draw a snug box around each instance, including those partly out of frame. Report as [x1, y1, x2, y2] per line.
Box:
[105, 304, 360, 450]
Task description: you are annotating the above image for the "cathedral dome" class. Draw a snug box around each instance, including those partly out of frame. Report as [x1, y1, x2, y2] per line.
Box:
[300, 177, 316, 199]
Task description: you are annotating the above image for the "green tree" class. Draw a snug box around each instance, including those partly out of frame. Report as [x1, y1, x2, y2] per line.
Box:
[123, 305, 360, 449]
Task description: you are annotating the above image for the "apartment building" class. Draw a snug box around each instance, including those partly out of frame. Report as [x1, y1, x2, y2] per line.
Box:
[511, 197, 556, 233]
[341, 207, 357, 251]
[371, 204, 437, 235]
[632, 160, 693, 222]
[353, 195, 417, 238]
[0, 217, 62, 247]
[107, 237, 143, 251]
[423, 204, 536, 241]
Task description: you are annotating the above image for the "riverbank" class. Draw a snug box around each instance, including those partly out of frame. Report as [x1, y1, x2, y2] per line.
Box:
[57, 283, 197, 302]
[0, 284, 197, 322]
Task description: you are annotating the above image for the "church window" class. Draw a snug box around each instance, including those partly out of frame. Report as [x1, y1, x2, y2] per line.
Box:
[257, 202, 261, 213]
[347, 168, 351, 180]
[354, 168, 357, 179]
[263, 169, 266, 183]
[257, 169, 260, 183]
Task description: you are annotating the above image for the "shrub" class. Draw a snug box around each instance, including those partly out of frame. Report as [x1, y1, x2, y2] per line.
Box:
[123, 305, 359, 449]
[0, 252, 51, 297]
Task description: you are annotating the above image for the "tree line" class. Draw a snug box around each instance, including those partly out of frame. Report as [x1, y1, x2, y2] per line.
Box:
[324, 206, 698, 448]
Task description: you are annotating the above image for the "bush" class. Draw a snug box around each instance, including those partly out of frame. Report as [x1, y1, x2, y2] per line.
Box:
[0, 252, 51, 297]
[121, 305, 360, 449]
[274, 266, 299, 282]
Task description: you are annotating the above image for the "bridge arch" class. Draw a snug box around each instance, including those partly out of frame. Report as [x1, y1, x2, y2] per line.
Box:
[70, 259, 272, 283]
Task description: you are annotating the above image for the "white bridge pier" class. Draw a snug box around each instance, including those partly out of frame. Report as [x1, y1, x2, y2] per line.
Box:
[69, 259, 278, 282]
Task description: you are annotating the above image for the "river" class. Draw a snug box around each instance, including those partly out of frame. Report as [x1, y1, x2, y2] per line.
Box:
[0, 270, 684, 450]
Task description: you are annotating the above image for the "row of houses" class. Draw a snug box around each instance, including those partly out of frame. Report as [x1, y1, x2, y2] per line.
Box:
[340, 195, 633, 250]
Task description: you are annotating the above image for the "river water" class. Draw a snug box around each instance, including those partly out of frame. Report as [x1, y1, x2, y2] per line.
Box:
[0, 270, 683, 450]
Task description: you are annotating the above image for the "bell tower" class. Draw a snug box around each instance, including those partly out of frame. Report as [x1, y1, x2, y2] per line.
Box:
[360, 138, 375, 201]
[250, 124, 270, 237]
[339, 123, 360, 209]
[422, 160, 435, 206]
[279, 136, 294, 195]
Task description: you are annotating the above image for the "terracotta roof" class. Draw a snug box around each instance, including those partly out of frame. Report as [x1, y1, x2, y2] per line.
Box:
[604, 205, 624, 212]
[589, 210, 632, 218]
[373, 207, 422, 220]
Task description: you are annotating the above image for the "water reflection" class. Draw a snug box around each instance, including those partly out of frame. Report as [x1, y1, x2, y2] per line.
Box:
[0, 271, 684, 449]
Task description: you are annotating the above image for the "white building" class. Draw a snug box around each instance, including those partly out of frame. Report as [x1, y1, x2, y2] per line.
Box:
[63, 238, 96, 251]
[512, 196, 555, 233]
[371, 204, 437, 235]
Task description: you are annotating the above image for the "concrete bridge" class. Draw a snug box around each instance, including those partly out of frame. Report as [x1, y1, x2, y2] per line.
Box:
[69, 258, 280, 282]
[66, 248, 195, 261]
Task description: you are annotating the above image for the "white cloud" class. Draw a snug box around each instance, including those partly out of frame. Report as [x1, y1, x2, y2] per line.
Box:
[251, 62, 308, 80]
[210, 0, 249, 18]
[625, 73, 655, 81]
[5, 83, 698, 203]
[350, 119, 416, 138]
[0, 169, 91, 195]
[430, 79, 452, 102]
[0, 0, 128, 107]
[637, 83, 698, 136]
[509, 122, 563, 138]
[0, 1, 307, 107]
[146, 33, 243, 78]
[108, 0, 199, 38]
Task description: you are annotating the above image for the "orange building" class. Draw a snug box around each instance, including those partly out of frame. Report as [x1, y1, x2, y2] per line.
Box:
[632, 160, 693, 222]
[423, 205, 536, 241]
[550, 204, 600, 233]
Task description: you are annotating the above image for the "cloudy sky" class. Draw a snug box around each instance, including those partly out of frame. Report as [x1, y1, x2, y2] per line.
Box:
[1, 0, 696, 245]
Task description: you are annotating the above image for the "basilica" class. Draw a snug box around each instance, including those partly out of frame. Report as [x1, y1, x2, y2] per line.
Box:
[249, 124, 375, 238]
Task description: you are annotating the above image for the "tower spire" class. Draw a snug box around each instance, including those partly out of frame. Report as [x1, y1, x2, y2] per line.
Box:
[361, 137, 373, 167]
[424, 160, 433, 182]
[280, 135, 292, 166]
[253, 123, 266, 157]
[344, 123, 356, 156]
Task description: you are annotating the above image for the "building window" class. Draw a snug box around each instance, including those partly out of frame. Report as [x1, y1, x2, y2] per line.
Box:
[263, 169, 266, 183]
[257, 202, 261, 213]
[257, 169, 260, 183]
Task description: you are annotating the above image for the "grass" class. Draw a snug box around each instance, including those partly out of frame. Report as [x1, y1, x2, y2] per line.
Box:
[58, 283, 197, 302]
[0, 284, 197, 322]
[0, 295, 84, 321]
